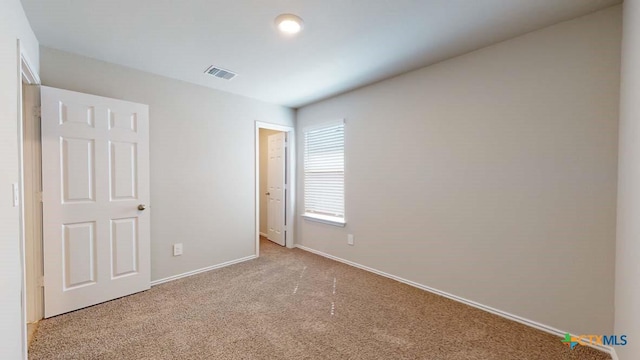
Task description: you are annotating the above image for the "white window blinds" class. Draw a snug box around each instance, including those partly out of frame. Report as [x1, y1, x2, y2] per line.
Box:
[304, 122, 345, 219]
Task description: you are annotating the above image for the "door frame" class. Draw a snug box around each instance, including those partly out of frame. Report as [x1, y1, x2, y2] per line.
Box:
[22, 66, 42, 322]
[255, 121, 295, 255]
[18, 40, 41, 359]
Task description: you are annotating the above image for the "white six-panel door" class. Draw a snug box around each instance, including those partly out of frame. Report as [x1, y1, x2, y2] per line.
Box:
[267, 132, 286, 246]
[41, 86, 150, 318]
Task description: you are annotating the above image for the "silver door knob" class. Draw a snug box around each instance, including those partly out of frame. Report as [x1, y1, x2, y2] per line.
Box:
[138, 204, 146, 211]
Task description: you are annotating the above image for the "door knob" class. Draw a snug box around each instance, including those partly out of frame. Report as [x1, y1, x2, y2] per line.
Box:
[265, 192, 270, 196]
[138, 204, 146, 211]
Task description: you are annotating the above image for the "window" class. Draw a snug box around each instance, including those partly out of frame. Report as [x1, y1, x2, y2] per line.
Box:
[303, 121, 345, 226]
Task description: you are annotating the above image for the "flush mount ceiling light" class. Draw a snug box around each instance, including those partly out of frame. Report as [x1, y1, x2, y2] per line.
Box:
[275, 14, 304, 35]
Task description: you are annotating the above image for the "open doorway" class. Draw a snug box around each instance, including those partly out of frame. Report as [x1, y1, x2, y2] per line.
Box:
[255, 122, 295, 256]
[259, 129, 285, 245]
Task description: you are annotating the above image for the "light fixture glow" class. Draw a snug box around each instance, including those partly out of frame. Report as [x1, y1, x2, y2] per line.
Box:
[275, 14, 304, 35]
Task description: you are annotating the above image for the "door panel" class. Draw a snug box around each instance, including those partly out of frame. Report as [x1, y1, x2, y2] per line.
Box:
[61, 138, 95, 202]
[63, 222, 96, 289]
[111, 218, 138, 278]
[42, 86, 150, 318]
[108, 109, 137, 132]
[59, 102, 95, 127]
[110, 141, 138, 200]
[267, 132, 286, 246]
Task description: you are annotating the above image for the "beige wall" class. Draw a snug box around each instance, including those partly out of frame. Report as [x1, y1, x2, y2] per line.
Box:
[296, 6, 621, 335]
[0, 0, 39, 358]
[40, 47, 295, 282]
[615, 0, 640, 359]
[259, 129, 281, 235]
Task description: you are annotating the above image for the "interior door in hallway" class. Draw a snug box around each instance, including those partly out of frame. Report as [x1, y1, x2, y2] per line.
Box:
[267, 132, 286, 246]
[41, 86, 150, 317]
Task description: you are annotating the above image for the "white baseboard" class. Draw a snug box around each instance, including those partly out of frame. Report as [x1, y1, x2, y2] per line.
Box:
[610, 348, 619, 360]
[260, 232, 268, 238]
[150, 255, 257, 286]
[294, 244, 616, 357]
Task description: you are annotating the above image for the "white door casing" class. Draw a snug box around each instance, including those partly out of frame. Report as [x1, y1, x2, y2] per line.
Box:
[267, 132, 286, 246]
[41, 86, 150, 318]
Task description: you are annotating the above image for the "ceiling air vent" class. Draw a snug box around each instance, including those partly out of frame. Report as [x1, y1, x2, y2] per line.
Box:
[204, 66, 237, 80]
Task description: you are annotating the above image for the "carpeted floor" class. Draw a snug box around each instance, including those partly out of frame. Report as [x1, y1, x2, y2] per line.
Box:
[29, 238, 610, 360]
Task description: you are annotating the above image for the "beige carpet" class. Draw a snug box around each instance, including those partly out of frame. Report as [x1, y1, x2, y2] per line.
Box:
[29, 238, 610, 359]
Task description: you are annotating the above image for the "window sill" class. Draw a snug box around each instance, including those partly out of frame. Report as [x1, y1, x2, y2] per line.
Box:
[301, 213, 346, 227]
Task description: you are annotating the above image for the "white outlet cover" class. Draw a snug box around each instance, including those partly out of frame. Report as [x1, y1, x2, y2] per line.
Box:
[347, 234, 354, 246]
[173, 243, 183, 256]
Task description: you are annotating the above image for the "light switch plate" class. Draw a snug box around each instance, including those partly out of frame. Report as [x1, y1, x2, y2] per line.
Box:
[12, 184, 19, 207]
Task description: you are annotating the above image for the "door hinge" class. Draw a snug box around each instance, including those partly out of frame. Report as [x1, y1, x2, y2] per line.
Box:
[38, 276, 45, 288]
[36, 192, 43, 203]
[34, 106, 41, 118]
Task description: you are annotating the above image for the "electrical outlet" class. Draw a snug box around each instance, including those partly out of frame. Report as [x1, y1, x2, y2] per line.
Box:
[347, 234, 354, 246]
[173, 243, 183, 256]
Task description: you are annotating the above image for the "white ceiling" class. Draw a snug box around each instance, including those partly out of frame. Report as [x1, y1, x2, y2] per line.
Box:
[21, 0, 620, 108]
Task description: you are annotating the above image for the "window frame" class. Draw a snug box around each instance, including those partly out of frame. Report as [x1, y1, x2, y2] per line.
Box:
[301, 119, 346, 227]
